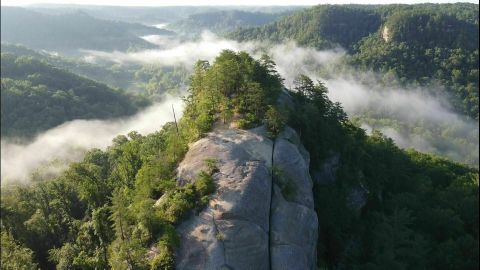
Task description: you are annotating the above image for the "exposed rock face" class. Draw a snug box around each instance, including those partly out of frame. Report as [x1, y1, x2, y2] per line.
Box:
[175, 126, 318, 270]
[313, 153, 341, 186]
[382, 25, 391, 42]
[271, 128, 318, 269]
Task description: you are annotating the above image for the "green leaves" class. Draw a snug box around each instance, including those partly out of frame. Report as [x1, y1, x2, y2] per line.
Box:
[182, 49, 283, 137]
[1, 53, 145, 138]
[0, 232, 39, 270]
[264, 105, 287, 138]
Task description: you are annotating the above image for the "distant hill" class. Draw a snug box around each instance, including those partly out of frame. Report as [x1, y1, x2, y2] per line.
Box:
[229, 4, 478, 50]
[1, 43, 190, 100]
[351, 5, 479, 118]
[1, 50, 478, 270]
[0, 7, 174, 55]
[1, 53, 148, 138]
[229, 5, 382, 50]
[1, 43, 141, 92]
[168, 10, 289, 37]
[229, 4, 479, 119]
[29, 5, 305, 24]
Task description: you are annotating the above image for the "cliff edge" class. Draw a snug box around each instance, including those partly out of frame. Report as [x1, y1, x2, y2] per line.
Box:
[174, 126, 318, 270]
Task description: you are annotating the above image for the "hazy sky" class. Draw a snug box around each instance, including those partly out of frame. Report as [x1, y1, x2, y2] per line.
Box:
[1, 0, 477, 6]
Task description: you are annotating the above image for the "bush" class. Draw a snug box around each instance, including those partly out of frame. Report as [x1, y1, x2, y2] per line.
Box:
[195, 171, 215, 197]
[264, 105, 287, 138]
[150, 244, 175, 270]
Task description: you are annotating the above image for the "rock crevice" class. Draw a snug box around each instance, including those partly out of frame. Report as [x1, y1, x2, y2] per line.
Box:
[175, 126, 318, 270]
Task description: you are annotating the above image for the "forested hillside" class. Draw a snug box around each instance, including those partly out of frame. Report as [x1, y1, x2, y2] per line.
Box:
[1, 50, 478, 269]
[352, 7, 479, 118]
[0, 7, 173, 54]
[229, 3, 479, 119]
[29, 5, 303, 24]
[230, 5, 382, 50]
[168, 10, 286, 37]
[1, 44, 189, 100]
[0, 50, 284, 269]
[1, 53, 148, 138]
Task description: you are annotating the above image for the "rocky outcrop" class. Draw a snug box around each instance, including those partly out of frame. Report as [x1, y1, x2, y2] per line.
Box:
[382, 25, 391, 42]
[175, 126, 318, 269]
[313, 153, 340, 186]
[314, 154, 368, 215]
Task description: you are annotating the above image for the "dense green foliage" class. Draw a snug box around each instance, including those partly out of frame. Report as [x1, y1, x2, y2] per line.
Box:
[285, 74, 478, 269]
[313, 129, 479, 269]
[1, 50, 477, 269]
[0, 7, 173, 54]
[1, 43, 190, 99]
[288, 75, 348, 164]
[0, 125, 214, 269]
[230, 4, 479, 119]
[229, 5, 382, 51]
[1, 231, 39, 269]
[181, 50, 283, 137]
[134, 65, 190, 99]
[0, 50, 284, 269]
[352, 9, 479, 118]
[1, 53, 148, 138]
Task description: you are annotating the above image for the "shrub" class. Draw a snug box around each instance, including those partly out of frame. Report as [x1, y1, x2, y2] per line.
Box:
[195, 171, 215, 197]
[264, 105, 287, 138]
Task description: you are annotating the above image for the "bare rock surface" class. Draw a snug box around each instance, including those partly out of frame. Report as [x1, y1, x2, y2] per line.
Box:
[175, 126, 318, 270]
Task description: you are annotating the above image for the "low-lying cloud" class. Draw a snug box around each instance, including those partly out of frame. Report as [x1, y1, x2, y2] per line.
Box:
[1, 96, 183, 185]
[322, 76, 478, 164]
[3, 32, 477, 186]
[70, 31, 480, 165]
[83, 31, 344, 71]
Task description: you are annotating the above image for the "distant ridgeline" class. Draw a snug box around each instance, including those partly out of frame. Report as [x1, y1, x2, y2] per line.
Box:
[168, 10, 290, 37]
[0, 43, 190, 99]
[229, 3, 479, 119]
[1, 50, 478, 270]
[0, 7, 174, 54]
[0, 52, 149, 138]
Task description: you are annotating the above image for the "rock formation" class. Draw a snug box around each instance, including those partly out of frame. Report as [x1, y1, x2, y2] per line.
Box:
[175, 126, 318, 270]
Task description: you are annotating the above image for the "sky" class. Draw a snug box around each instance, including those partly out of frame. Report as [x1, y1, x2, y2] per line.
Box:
[1, 0, 477, 6]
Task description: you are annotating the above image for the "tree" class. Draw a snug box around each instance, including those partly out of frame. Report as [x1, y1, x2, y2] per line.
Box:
[0, 231, 39, 270]
[109, 188, 135, 269]
[264, 105, 287, 138]
[293, 74, 315, 97]
[92, 206, 114, 267]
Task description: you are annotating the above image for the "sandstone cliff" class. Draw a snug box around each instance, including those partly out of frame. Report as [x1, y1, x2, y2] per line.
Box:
[174, 126, 318, 270]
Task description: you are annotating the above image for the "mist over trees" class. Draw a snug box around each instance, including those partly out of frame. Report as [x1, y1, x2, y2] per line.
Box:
[0, 3, 478, 270]
[1, 53, 149, 138]
[168, 10, 289, 38]
[230, 3, 479, 119]
[1, 50, 478, 269]
[0, 7, 173, 54]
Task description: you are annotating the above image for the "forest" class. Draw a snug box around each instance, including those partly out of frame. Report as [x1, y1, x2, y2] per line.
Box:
[1, 53, 149, 138]
[229, 4, 479, 119]
[0, 7, 173, 54]
[1, 50, 478, 270]
[1, 3, 479, 270]
[168, 10, 289, 38]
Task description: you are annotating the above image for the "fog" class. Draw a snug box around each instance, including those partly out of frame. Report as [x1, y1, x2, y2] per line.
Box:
[1, 96, 183, 185]
[83, 31, 344, 71]
[152, 23, 169, 29]
[3, 32, 478, 184]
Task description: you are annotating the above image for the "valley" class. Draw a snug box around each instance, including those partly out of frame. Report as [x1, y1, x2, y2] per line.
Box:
[1, 2, 478, 270]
